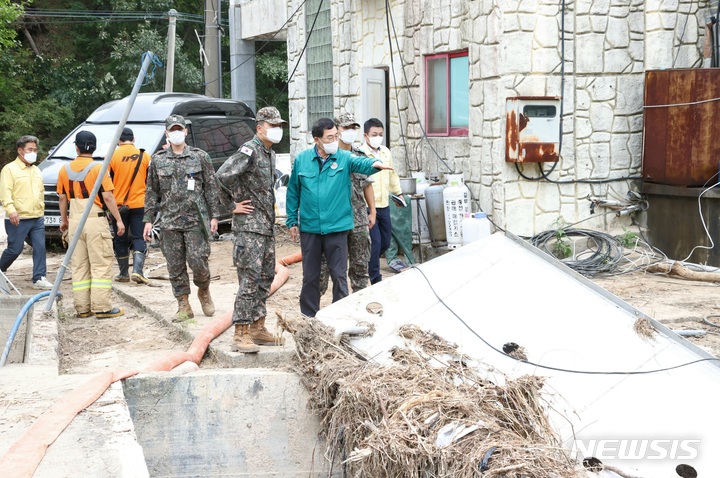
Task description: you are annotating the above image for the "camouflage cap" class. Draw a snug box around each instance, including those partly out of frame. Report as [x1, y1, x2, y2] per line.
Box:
[335, 112, 360, 128]
[165, 114, 186, 130]
[256, 106, 287, 124]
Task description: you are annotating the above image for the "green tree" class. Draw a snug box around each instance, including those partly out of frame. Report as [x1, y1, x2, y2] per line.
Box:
[0, 0, 22, 51]
[109, 26, 202, 93]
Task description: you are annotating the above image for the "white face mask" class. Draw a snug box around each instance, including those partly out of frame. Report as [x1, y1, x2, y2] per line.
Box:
[167, 131, 186, 146]
[265, 127, 283, 144]
[322, 140, 339, 155]
[340, 129, 358, 145]
[368, 135, 384, 149]
[23, 152, 37, 164]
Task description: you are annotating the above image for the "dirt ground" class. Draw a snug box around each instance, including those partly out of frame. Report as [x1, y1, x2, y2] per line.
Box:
[3, 226, 720, 373]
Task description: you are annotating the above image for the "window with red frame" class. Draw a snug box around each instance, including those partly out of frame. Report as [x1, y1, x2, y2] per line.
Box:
[425, 51, 469, 136]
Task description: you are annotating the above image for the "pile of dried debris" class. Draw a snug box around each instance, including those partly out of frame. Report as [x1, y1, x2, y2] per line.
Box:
[278, 313, 581, 477]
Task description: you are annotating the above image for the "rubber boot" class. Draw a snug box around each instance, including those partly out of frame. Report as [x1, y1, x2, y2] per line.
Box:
[131, 251, 149, 285]
[250, 317, 285, 346]
[114, 255, 130, 282]
[96, 308, 124, 319]
[231, 324, 259, 353]
[198, 287, 215, 316]
[174, 295, 194, 322]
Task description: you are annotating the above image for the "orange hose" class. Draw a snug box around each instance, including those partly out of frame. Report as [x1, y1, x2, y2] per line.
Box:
[0, 369, 138, 478]
[0, 260, 293, 477]
[278, 251, 302, 267]
[145, 261, 290, 372]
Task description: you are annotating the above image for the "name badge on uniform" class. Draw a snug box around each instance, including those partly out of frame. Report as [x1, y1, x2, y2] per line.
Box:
[187, 178, 195, 191]
[330, 162, 338, 169]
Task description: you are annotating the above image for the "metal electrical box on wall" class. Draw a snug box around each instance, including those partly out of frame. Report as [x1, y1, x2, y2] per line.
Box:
[505, 97, 561, 163]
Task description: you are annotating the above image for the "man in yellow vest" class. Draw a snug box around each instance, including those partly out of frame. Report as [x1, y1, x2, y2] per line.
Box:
[57, 131, 125, 319]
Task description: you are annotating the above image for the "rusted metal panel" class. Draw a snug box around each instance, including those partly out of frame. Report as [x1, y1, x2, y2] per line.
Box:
[505, 97, 560, 163]
[643, 69, 720, 186]
[642, 182, 720, 266]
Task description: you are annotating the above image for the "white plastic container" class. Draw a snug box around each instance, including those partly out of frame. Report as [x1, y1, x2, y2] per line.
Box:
[443, 174, 471, 249]
[462, 212, 492, 245]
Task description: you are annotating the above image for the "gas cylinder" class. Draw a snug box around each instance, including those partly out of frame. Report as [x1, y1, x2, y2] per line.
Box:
[442, 174, 471, 249]
[411, 172, 431, 243]
[424, 176, 447, 244]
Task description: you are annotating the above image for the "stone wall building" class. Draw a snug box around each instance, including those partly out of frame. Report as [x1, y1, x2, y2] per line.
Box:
[281, 0, 709, 236]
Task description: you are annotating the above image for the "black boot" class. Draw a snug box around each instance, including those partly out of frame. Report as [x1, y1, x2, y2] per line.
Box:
[114, 255, 130, 282]
[131, 251, 149, 285]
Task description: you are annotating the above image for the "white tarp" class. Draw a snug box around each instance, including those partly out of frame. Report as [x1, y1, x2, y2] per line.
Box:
[316, 232, 720, 477]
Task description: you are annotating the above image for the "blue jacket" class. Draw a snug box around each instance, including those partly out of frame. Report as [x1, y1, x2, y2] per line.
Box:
[286, 147, 379, 234]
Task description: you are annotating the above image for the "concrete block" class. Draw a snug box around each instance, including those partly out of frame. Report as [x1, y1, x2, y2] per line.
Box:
[124, 369, 333, 477]
[0, 296, 33, 364]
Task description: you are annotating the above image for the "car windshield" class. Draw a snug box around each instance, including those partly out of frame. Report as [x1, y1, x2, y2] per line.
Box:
[49, 124, 166, 160]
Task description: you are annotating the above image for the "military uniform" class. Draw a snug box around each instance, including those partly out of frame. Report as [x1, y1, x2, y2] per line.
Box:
[144, 143, 220, 298]
[216, 135, 276, 325]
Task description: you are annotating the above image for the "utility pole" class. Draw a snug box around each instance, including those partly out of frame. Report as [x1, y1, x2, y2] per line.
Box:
[204, 0, 222, 98]
[165, 9, 178, 92]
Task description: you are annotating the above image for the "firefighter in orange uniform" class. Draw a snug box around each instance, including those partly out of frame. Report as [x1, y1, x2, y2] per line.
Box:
[57, 131, 125, 319]
[108, 127, 151, 284]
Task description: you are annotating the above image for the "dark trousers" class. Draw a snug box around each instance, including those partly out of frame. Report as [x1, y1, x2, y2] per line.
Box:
[299, 230, 349, 317]
[0, 217, 47, 282]
[368, 206, 392, 284]
[111, 207, 147, 257]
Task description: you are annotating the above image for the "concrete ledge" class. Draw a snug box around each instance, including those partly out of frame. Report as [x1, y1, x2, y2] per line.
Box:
[113, 283, 296, 369]
[27, 296, 60, 369]
[124, 369, 332, 477]
[0, 367, 149, 478]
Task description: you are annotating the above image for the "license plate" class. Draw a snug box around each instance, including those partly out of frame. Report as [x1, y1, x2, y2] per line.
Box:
[44, 216, 61, 226]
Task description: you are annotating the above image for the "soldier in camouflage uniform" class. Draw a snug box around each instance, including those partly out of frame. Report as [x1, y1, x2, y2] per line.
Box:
[142, 115, 220, 321]
[319, 113, 376, 294]
[216, 106, 287, 353]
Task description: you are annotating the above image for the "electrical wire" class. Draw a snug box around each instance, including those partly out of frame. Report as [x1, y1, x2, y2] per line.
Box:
[672, 0, 694, 68]
[410, 264, 720, 375]
[384, 0, 411, 173]
[384, 2, 453, 174]
[201, 0, 309, 91]
[676, 179, 720, 263]
[15, 8, 206, 25]
[529, 228, 625, 276]
[271, 0, 323, 106]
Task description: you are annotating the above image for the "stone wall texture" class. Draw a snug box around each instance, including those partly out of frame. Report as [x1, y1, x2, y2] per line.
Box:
[287, 0, 710, 236]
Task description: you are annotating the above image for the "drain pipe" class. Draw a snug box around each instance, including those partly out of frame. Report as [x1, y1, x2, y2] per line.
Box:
[0, 291, 52, 367]
[43, 52, 155, 313]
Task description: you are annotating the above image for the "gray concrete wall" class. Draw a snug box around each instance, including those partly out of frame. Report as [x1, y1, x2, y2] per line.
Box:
[124, 369, 333, 477]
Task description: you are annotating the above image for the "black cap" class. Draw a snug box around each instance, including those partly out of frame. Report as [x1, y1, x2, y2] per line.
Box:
[74, 130, 97, 153]
[119, 127, 134, 142]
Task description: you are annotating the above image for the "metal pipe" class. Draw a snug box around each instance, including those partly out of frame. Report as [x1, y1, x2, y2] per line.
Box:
[43, 53, 154, 313]
[1, 291, 51, 367]
[165, 10, 178, 92]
